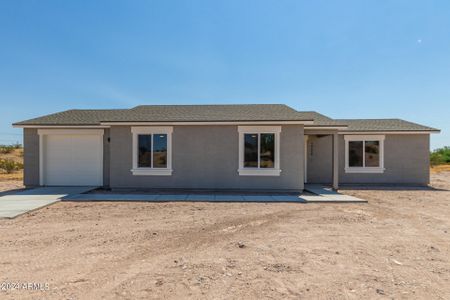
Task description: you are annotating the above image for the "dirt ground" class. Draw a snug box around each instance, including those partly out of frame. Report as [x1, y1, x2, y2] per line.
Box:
[0, 174, 450, 299]
[0, 179, 23, 194]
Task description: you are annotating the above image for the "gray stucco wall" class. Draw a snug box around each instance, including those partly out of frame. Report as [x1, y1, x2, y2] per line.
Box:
[109, 125, 304, 191]
[23, 126, 429, 188]
[102, 128, 110, 187]
[340, 134, 430, 185]
[23, 128, 40, 187]
[307, 134, 430, 185]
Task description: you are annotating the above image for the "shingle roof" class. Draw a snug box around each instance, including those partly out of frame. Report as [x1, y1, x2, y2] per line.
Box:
[13, 104, 313, 125]
[295, 111, 347, 127]
[109, 104, 314, 122]
[337, 119, 439, 132]
[12, 104, 439, 132]
[13, 109, 129, 126]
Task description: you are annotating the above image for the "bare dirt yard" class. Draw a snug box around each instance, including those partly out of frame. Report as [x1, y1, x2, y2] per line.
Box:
[0, 147, 24, 193]
[1, 173, 450, 299]
[0, 179, 23, 194]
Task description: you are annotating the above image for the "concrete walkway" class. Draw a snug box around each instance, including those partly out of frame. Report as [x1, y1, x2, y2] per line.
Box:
[64, 193, 307, 203]
[0, 185, 364, 219]
[304, 184, 366, 203]
[64, 186, 366, 203]
[0, 186, 97, 219]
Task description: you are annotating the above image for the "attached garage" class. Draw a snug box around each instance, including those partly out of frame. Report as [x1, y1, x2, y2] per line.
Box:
[38, 129, 104, 186]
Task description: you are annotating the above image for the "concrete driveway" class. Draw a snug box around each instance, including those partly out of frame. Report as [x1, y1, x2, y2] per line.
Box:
[0, 186, 97, 219]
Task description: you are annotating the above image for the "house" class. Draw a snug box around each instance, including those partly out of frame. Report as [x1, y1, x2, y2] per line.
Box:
[13, 104, 439, 191]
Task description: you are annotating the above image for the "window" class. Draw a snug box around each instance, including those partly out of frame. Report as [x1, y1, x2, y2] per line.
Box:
[238, 126, 281, 176]
[244, 134, 258, 167]
[345, 135, 385, 173]
[137, 134, 167, 168]
[243, 133, 275, 168]
[131, 127, 173, 175]
[138, 135, 152, 167]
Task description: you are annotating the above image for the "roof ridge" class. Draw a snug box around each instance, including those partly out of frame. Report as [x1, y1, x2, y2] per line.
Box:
[133, 103, 288, 108]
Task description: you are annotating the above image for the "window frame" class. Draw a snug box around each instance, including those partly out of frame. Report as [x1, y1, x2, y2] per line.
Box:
[131, 127, 173, 176]
[238, 126, 281, 176]
[344, 135, 385, 173]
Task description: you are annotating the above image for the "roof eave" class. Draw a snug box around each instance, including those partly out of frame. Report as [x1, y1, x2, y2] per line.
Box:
[98, 120, 314, 126]
[339, 130, 440, 134]
[12, 124, 110, 128]
[13, 120, 315, 127]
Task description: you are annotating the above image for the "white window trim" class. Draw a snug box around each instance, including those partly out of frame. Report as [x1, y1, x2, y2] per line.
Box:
[238, 126, 281, 176]
[131, 126, 173, 176]
[344, 135, 385, 173]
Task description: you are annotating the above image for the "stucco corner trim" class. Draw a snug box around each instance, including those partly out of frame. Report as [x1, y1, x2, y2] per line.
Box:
[131, 168, 173, 176]
[237, 168, 281, 176]
[237, 126, 282, 176]
[237, 126, 282, 133]
[344, 167, 385, 174]
[131, 126, 173, 175]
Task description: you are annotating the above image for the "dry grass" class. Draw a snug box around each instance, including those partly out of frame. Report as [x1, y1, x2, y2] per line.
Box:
[0, 148, 23, 163]
[0, 148, 24, 182]
[431, 164, 450, 173]
[0, 169, 23, 181]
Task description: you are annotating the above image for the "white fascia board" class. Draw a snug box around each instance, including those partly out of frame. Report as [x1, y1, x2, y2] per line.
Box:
[339, 131, 440, 135]
[14, 125, 110, 129]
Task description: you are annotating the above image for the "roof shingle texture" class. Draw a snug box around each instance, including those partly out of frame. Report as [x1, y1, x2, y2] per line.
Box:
[13, 104, 439, 132]
[338, 119, 438, 132]
[14, 105, 313, 125]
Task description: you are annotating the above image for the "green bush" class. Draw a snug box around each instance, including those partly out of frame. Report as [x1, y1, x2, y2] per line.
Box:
[430, 146, 450, 166]
[0, 159, 23, 174]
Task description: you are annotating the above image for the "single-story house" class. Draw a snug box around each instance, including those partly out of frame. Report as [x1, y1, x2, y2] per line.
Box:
[13, 104, 440, 191]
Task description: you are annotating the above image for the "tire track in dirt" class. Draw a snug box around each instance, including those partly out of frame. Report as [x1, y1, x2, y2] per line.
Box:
[82, 205, 315, 298]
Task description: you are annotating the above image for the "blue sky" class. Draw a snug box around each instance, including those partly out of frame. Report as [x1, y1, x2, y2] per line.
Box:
[0, 0, 449, 149]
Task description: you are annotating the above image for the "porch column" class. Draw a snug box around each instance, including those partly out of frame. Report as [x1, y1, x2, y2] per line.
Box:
[332, 133, 339, 190]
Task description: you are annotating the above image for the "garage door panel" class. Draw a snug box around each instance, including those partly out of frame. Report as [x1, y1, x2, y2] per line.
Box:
[44, 134, 103, 186]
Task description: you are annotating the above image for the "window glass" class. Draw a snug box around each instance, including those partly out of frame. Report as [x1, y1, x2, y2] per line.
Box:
[348, 141, 363, 167]
[260, 133, 275, 168]
[153, 134, 168, 168]
[365, 141, 380, 167]
[138, 135, 152, 168]
[244, 134, 258, 167]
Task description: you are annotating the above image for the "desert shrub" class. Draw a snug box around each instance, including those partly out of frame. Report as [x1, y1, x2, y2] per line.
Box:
[0, 145, 15, 154]
[0, 143, 22, 154]
[430, 147, 450, 166]
[15, 161, 24, 169]
[0, 159, 23, 174]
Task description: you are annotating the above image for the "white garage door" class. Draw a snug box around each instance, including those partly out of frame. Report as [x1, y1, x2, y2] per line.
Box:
[41, 130, 103, 186]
